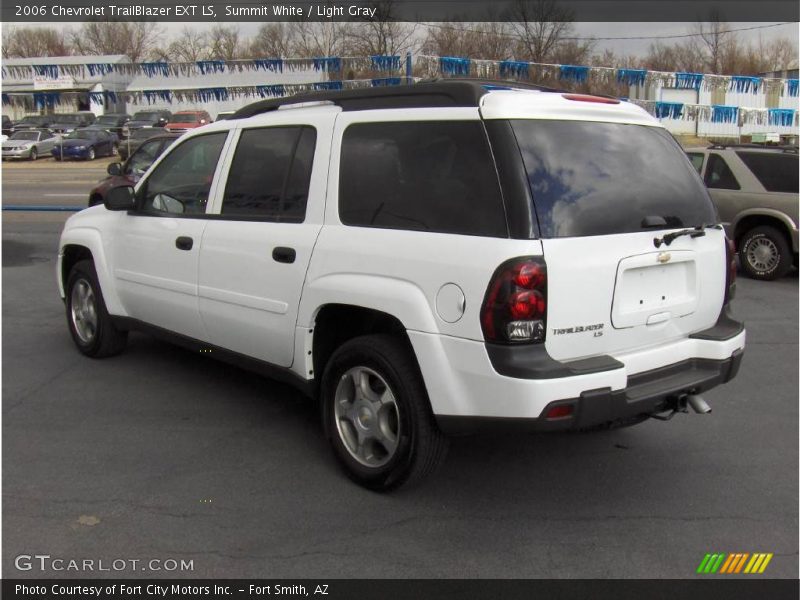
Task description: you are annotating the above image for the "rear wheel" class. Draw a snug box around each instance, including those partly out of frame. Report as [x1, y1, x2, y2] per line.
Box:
[322, 335, 448, 491]
[739, 225, 791, 281]
[65, 260, 127, 357]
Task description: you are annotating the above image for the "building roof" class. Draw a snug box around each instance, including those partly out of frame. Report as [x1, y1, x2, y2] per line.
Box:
[3, 54, 129, 66]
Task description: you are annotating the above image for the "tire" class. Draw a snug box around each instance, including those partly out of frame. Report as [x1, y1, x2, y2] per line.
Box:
[321, 334, 448, 491]
[87, 147, 96, 161]
[111, 144, 119, 156]
[65, 259, 127, 358]
[739, 225, 792, 281]
[29, 147, 37, 160]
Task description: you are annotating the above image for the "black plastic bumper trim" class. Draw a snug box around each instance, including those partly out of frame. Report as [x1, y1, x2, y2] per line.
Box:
[436, 349, 744, 435]
[689, 305, 744, 341]
[485, 342, 624, 379]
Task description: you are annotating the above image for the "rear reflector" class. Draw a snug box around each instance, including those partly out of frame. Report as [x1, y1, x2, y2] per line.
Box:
[562, 93, 621, 105]
[545, 405, 574, 419]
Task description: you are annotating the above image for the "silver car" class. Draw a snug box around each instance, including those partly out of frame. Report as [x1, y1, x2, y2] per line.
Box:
[2, 128, 60, 161]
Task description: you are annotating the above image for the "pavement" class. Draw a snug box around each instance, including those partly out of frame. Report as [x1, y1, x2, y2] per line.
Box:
[1, 165, 798, 579]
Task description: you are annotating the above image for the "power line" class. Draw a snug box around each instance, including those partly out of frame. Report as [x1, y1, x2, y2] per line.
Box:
[416, 21, 797, 42]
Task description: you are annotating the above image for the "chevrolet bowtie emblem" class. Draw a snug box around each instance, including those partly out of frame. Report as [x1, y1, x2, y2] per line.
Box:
[657, 252, 671, 263]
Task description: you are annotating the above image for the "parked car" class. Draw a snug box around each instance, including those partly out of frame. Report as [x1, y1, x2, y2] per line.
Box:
[686, 144, 798, 280]
[13, 114, 54, 131]
[52, 128, 117, 161]
[88, 114, 131, 138]
[88, 133, 181, 206]
[2, 115, 13, 136]
[164, 110, 212, 133]
[122, 110, 171, 137]
[118, 127, 171, 161]
[57, 81, 745, 490]
[49, 112, 97, 134]
[215, 110, 235, 121]
[2, 128, 60, 160]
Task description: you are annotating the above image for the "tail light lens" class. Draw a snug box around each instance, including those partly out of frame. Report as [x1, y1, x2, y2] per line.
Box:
[724, 237, 736, 304]
[481, 257, 547, 344]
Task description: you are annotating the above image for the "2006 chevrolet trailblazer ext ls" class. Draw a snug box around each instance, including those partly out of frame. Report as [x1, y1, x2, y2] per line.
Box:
[57, 80, 745, 490]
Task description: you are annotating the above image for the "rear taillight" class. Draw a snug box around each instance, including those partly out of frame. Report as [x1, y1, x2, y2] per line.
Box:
[724, 237, 737, 304]
[481, 257, 547, 344]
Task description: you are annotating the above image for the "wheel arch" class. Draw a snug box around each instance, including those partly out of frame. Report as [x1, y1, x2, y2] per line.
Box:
[732, 210, 795, 249]
[59, 228, 126, 316]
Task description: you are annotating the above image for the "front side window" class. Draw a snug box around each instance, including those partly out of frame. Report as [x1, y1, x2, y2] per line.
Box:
[736, 151, 798, 193]
[704, 154, 740, 190]
[512, 120, 716, 237]
[125, 139, 163, 177]
[339, 121, 507, 237]
[221, 126, 316, 221]
[139, 133, 227, 215]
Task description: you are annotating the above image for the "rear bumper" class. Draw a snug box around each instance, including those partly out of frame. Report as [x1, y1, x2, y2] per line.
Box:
[437, 349, 743, 434]
[409, 311, 745, 434]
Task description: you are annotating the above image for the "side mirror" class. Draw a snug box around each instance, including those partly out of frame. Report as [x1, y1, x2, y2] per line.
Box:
[107, 162, 122, 176]
[105, 185, 136, 211]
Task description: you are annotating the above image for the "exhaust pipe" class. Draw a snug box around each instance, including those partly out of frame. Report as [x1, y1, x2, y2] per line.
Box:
[686, 394, 711, 414]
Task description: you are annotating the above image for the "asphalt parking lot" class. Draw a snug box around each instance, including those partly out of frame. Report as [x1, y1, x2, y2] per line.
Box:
[2, 163, 798, 579]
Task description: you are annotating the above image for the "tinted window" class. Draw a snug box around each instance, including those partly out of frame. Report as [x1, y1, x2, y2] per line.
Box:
[687, 152, 705, 174]
[339, 121, 506, 237]
[512, 120, 716, 237]
[140, 133, 227, 215]
[736, 151, 798, 193]
[704, 154, 740, 190]
[222, 126, 316, 221]
[125, 139, 164, 177]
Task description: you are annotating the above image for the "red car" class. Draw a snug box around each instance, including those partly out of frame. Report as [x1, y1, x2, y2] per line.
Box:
[164, 110, 212, 133]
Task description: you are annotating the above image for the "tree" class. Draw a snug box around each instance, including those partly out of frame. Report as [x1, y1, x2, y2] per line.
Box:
[3, 26, 73, 58]
[421, 21, 514, 61]
[290, 21, 353, 57]
[250, 23, 296, 58]
[71, 22, 162, 62]
[694, 12, 733, 74]
[159, 27, 211, 63]
[347, 1, 418, 57]
[506, 0, 576, 62]
[208, 24, 245, 61]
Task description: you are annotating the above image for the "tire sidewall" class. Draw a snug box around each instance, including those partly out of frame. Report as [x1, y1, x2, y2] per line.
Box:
[65, 262, 105, 355]
[322, 341, 417, 489]
[740, 228, 789, 280]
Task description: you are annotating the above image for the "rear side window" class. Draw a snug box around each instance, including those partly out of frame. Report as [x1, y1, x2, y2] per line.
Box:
[222, 126, 316, 221]
[511, 120, 716, 238]
[339, 121, 507, 237]
[705, 154, 740, 190]
[736, 151, 798, 193]
[687, 152, 705, 174]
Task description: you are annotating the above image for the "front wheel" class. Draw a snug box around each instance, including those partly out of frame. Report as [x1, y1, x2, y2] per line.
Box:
[322, 335, 448, 491]
[29, 147, 37, 160]
[65, 260, 127, 357]
[86, 147, 96, 161]
[739, 225, 791, 281]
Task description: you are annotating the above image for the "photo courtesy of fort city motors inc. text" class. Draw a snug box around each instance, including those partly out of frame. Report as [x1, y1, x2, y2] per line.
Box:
[0, 1, 798, 599]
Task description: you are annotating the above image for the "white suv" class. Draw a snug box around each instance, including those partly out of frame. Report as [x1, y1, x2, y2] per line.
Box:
[57, 80, 745, 490]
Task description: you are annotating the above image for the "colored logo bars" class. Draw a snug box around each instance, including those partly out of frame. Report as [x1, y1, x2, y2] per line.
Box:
[697, 553, 773, 574]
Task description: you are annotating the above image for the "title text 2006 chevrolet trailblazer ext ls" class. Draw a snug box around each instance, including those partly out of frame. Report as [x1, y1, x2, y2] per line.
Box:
[57, 81, 745, 490]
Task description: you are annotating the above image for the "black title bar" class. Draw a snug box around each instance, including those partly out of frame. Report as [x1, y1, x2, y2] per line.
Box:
[3, 1, 799, 23]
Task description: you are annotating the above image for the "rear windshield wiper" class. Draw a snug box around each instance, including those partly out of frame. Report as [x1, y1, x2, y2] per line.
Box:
[654, 224, 722, 248]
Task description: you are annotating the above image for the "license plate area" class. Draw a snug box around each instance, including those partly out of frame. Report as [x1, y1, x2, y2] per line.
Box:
[611, 251, 697, 329]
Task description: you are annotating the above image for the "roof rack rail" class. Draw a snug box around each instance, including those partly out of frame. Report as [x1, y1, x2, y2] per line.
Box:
[707, 142, 799, 153]
[231, 78, 563, 120]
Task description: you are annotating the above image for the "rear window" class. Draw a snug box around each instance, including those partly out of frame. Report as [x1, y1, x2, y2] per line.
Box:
[339, 121, 507, 237]
[735, 151, 798, 193]
[511, 120, 716, 238]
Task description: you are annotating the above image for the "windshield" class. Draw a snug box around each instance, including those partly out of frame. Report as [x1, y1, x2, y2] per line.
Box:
[171, 113, 201, 123]
[66, 129, 98, 140]
[56, 115, 83, 123]
[10, 131, 39, 141]
[20, 116, 47, 125]
[511, 120, 716, 238]
[133, 112, 161, 121]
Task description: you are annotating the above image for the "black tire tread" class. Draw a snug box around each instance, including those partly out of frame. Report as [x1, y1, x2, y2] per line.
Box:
[739, 225, 792, 281]
[66, 259, 127, 358]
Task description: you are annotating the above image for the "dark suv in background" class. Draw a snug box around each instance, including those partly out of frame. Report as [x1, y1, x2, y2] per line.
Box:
[687, 144, 798, 280]
[122, 110, 171, 137]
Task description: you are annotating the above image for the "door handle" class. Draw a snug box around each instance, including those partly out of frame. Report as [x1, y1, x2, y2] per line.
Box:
[272, 247, 296, 264]
[175, 236, 193, 251]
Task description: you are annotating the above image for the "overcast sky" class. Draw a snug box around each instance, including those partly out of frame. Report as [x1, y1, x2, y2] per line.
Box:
[9, 21, 799, 60]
